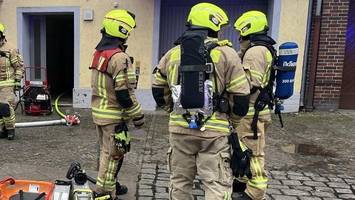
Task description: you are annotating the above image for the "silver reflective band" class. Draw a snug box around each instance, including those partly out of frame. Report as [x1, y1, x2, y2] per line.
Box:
[279, 48, 298, 56]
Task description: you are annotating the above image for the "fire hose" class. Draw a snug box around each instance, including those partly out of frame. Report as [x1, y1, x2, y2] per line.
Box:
[15, 93, 80, 128]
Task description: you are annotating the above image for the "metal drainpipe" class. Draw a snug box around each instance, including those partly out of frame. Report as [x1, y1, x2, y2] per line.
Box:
[305, 0, 323, 111]
[300, 0, 314, 107]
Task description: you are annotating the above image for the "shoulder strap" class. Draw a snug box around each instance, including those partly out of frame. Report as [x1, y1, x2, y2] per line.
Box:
[89, 48, 122, 73]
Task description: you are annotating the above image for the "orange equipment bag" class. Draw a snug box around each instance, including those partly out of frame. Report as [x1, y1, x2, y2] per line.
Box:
[0, 177, 54, 200]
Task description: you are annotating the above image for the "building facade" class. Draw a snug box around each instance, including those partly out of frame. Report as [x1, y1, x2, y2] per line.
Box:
[0, 0, 312, 111]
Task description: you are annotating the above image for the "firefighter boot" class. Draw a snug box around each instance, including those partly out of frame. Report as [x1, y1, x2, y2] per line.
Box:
[6, 129, 15, 140]
[116, 182, 128, 195]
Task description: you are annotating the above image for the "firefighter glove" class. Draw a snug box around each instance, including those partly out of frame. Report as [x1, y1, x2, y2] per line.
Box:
[114, 123, 131, 154]
[14, 79, 21, 91]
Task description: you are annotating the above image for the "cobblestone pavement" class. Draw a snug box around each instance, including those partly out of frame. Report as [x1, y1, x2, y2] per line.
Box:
[136, 111, 355, 200]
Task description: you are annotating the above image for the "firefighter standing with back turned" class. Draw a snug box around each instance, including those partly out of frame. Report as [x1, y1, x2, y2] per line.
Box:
[90, 10, 144, 199]
[152, 3, 250, 200]
[0, 23, 24, 140]
[232, 11, 278, 200]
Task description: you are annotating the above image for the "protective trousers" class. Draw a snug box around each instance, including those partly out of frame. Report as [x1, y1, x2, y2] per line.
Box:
[236, 117, 271, 200]
[96, 124, 125, 198]
[167, 133, 233, 200]
[0, 87, 15, 130]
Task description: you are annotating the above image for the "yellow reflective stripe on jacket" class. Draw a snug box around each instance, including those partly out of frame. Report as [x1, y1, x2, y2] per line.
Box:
[261, 51, 273, 88]
[92, 107, 123, 119]
[210, 49, 221, 63]
[126, 103, 142, 117]
[170, 48, 180, 62]
[115, 72, 136, 82]
[0, 79, 15, 87]
[154, 71, 167, 84]
[227, 74, 248, 91]
[98, 73, 108, 109]
[250, 69, 263, 82]
[169, 114, 230, 133]
[247, 106, 270, 116]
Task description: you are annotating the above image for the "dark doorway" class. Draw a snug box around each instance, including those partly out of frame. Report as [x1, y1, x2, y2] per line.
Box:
[159, 0, 269, 57]
[340, 1, 355, 109]
[46, 15, 74, 98]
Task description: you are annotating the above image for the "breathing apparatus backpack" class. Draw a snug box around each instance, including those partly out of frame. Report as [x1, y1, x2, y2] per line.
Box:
[245, 39, 298, 139]
[171, 30, 227, 130]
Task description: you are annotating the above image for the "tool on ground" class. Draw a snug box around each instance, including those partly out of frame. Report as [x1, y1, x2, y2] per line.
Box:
[52, 180, 71, 200]
[0, 177, 54, 200]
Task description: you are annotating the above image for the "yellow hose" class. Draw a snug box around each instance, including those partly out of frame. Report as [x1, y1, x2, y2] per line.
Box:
[54, 93, 66, 118]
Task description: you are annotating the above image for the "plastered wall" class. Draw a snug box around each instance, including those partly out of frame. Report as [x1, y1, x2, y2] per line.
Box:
[0, 0, 155, 89]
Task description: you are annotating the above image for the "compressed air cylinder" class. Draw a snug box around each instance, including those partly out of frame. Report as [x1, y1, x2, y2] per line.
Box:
[275, 42, 298, 100]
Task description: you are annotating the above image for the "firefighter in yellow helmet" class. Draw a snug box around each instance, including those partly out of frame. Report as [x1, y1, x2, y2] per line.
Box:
[0, 23, 24, 140]
[231, 11, 277, 200]
[152, 3, 250, 199]
[90, 10, 144, 199]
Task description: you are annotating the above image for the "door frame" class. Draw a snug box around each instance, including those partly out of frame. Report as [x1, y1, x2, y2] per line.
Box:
[16, 7, 80, 89]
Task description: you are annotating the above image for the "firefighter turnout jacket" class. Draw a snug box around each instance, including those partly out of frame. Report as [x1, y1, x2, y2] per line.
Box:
[90, 48, 143, 125]
[0, 42, 24, 88]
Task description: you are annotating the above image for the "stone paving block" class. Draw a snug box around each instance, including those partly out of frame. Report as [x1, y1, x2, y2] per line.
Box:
[138, 197, 153, 200]
[303, 181, 327, 187]
[328, 177, 345, 182]
[310, 176, 329, 182]
[157, 173, 170, 178]
[142, 163, 156, 169]
[290, 186, 313, 191]
[314, 186, 334, 193]
[155, 192, 169, 199]
[155, 180, 169, 187]
[141, 168, 156, 174]
[337, 174, 353, 179]
[192, 189, 204, 196]
[299, 197, 321, 200]
[158, 169, 169, 174]
[287, 171, 304, 176]
[139, 183, 152, 189]
[327, 182, 350, 188]
[334, 188, 353, 194]
[157, 176, 170, 181]
[268, 179, 282, 185]
[265, 194, 272, 200]
[266, 188, 281, 194]
[141, 173, 155, 179]
[345, 178, 355, 184]
[270, 170, 287, 175]
[310, 191, 335, 198]
[288, 175, 311, 181]
[140, 178, 154, 185]
[281, 180, 302, 186]
[304, 172, 317, 177]
[281, 189, 310, 196]
[138, 189, 154, 197]
[338, 194, 355, 199]
[155, 187, 168, 193]
[272, 194, 298, 200]
[323, 198, 342, 200]
[321, 173, 337, 178]
[268, 184, 290, 189]
[273, 175, 288, 180]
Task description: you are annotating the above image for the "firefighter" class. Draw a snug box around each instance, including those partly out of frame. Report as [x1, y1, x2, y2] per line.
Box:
[90, 10, 144, 199]
[152, 3, 250, 199]
[232, 11, 277, 200]
[0, 23, 24, 140]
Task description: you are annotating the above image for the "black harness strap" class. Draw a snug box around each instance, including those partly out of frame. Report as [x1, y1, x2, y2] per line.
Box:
[243, 41, 277, 139]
